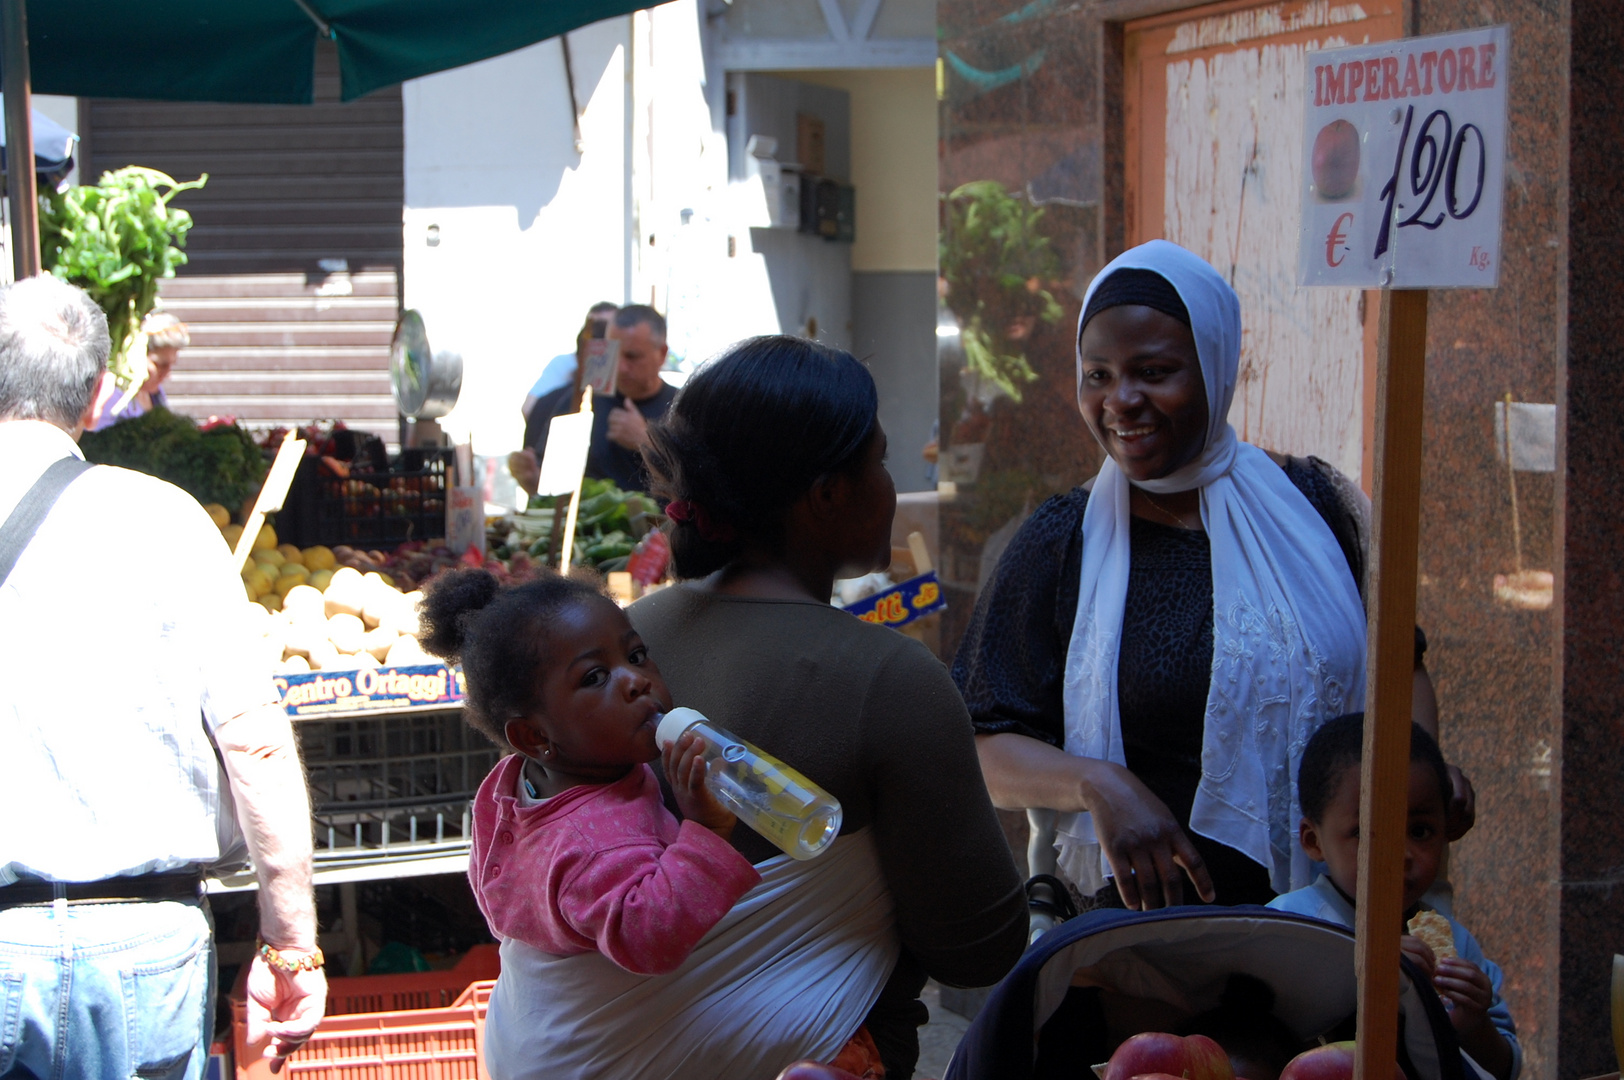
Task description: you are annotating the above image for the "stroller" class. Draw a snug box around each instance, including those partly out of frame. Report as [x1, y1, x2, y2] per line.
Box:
[943, 906, 1467, 1080]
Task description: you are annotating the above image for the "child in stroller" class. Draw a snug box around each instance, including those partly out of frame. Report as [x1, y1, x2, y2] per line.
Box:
[1268, 715, 1519, 1080]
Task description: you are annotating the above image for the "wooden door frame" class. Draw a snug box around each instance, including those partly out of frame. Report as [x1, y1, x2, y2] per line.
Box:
[1113, 0, 1402, 489]
[1096, 0, 1418, 256]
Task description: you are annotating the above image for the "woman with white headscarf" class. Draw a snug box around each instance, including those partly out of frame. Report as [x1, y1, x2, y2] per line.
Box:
[952, 240, 1451, 911]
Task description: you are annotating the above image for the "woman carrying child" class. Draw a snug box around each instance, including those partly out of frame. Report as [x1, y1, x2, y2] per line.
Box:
[1269, 715, 1519, 1080]
[625, 336, 1029, 1077]
[426, 337, 1027, 1080]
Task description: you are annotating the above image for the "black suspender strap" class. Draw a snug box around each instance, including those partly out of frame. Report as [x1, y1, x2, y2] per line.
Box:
[0, 456, 94, 589]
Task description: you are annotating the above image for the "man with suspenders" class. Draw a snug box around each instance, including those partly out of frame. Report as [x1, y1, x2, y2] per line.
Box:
[0, 277, 325, 1078]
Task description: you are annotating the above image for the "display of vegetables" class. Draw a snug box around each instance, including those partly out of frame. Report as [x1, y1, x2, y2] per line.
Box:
[219, 474, 670, 677]
[229, 521, 435, 674]
[494, 479, 661, 574]
[41, 167, 208, 393]
[80, 407, 267, 510]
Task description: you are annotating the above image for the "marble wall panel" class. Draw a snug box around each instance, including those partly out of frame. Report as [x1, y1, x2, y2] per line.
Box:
[1410, 0, 1569, 1074]
[1555, 0, 1624, 1074]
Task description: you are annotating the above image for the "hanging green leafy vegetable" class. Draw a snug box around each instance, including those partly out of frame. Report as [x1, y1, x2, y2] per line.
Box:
[40, 167, 207, 394]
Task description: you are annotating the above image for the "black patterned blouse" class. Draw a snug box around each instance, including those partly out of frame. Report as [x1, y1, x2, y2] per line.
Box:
[951, 455, 1384, 906]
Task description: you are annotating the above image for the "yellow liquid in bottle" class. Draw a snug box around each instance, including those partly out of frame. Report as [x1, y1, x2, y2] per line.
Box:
[701, 728, 842, 860]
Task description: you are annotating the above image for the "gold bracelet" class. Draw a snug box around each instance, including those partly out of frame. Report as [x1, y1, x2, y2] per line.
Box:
[256, 936, 325, 973]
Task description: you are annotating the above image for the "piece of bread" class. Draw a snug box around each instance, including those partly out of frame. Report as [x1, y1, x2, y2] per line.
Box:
[1406, 909, 1457, 959]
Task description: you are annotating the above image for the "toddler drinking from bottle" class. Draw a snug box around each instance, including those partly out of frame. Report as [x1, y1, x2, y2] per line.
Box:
[419, 567, 760, 975]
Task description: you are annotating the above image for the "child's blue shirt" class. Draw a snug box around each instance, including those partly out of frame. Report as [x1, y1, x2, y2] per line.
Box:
[1268, 875, 1520, 1080]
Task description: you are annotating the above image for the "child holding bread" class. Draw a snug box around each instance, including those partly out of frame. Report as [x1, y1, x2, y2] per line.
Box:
[1268, 714, 1519, 1080]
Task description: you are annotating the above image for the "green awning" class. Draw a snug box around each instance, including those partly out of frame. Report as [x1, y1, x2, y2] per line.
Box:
[24, 0, 660, 104]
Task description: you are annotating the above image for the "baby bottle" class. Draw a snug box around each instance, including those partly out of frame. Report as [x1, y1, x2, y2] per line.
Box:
[655, 707, 842, 860]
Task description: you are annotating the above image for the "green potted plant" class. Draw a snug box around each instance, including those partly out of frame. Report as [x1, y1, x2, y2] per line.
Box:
[939, 179, 1065, 403]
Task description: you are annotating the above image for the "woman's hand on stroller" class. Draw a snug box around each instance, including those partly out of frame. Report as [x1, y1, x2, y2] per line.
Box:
[1085, 760, 1216, 910]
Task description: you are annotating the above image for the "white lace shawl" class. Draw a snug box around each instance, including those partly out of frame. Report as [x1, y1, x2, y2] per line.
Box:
[1055, 240, 1367, 896]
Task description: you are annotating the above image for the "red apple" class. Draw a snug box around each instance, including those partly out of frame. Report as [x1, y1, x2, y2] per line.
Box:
[1106, 1033, 1191, 1080]
[1181, 1034, 1236, 1080]
[1281, 1041, 1354, 1080]
[1106, 1033, 1236, 1080]
[1282, 1041, 1405, 1080]
[1312, 119, 1361, 200]
[773, 1063, 862, 1080]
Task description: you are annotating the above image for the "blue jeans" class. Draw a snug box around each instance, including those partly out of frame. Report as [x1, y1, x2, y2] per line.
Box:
[0, 898, 214, 1080]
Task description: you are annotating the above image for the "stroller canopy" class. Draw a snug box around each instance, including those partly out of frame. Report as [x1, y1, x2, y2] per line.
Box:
[945, 907, 1463, 1080]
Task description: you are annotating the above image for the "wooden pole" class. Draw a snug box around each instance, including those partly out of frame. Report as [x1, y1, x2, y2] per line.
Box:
[1, 0, 40, 280]
[557, 388, 594, 572]
[1354, 288, 1428, 1080]
[234, 431, 308, 572]
[1502, 391, 1524, 572]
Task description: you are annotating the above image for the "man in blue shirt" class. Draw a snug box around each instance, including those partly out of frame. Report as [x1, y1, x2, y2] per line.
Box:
[517, 305, 675, 496]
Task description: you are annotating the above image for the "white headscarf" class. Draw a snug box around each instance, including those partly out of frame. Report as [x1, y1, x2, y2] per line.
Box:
[1055, 240, 1366, 896]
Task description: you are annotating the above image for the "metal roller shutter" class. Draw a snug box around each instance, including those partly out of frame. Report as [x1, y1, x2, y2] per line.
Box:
[83, 42, 403, 445]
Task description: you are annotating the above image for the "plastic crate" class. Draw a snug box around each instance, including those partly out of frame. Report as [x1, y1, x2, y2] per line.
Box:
[323, 946, 500, 1015]
[297, 709, 500, 857]
[232, 948, 499, 1080]
[280, 448, 453, 550]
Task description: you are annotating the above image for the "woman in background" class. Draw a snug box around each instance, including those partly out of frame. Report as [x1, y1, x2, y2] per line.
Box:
[87, 312, 189, 431]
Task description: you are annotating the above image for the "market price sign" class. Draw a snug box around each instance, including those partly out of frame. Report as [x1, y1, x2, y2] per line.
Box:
[1298, 25, 1508, 289]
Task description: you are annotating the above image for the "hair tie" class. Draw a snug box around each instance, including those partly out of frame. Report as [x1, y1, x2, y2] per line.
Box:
[1081, 267, 1191, 331]
[663, 499, 737, 544]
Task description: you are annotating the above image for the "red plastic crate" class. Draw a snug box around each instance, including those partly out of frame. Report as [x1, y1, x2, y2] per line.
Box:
[233, 947, 499, 1080]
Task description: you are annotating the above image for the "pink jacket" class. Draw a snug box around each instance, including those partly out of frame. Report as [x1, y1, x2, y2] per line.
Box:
[469, 755, 761, 975]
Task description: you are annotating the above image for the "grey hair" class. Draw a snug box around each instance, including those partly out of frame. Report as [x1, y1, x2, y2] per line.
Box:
[0, 276, 111, 428]
[612, 304, 666, 341]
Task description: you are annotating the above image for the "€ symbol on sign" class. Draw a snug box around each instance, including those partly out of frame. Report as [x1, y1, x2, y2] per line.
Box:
[1325, 213, 1354, 268]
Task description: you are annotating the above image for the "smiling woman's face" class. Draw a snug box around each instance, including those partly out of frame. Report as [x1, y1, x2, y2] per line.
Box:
[1077, 304, 1208, 483]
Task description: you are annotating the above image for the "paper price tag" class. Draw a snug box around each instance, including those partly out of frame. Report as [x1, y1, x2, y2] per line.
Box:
[446, 486, 485, 559]
[580, 339, 620, 396]
[535, 407, 594, 497]
[1298, 25, 1508, 289]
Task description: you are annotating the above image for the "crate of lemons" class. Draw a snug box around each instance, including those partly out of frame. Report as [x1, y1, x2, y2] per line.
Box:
[215, 505, 435, 676]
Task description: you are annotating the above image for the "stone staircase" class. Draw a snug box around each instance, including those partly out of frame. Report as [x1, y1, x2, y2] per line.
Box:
[156, 270, 401, 446]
